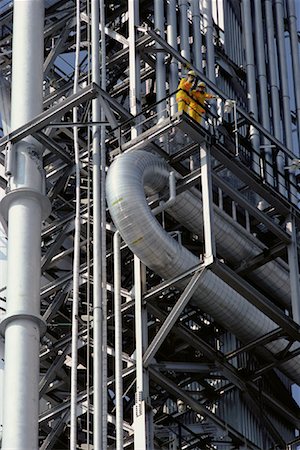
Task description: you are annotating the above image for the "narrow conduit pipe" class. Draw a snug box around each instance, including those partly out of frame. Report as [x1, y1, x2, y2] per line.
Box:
[167, 0, 178, 116]
[91, 0, 104, 447]
[253, 1, 273, 186]
[274, 0, 293, 151]
[114, 231, 123, 450]
[100, 0, 108, 447]
[0, 2, 50, 449]
[70, 0, 81, 447]
[241, 0, 260, 174]
[264, 0, 286, 195]
[106, 150, 300, 383]
[202, 0, 215, 83]
[264, 0, 282, 141]
[154, 0, 166, 119]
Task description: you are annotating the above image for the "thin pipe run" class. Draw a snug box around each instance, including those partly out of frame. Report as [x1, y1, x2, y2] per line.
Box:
[154, 0, 166, 119]
[274, 0, 293, 151]
[114, 231, 123, 450]
[91, 0, 103, 447]
[167, 0, 178, 116]
[70, 0, 81, 447]
[100, 0, 108, 447]
[241, 0, 260, 175]
[286, 0, 300, 151]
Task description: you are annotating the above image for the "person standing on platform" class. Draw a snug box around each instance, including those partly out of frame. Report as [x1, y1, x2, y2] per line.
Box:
[176, 70, 196, 113]
[189, 81, 216, 124]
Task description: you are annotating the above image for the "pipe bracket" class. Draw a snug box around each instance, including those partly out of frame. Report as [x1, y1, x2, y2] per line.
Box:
[0, 311, 47, 337]
[0, 188, 51, 221]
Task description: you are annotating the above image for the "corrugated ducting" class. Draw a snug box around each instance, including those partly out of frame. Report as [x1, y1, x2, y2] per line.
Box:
[106, 150, 300, 383]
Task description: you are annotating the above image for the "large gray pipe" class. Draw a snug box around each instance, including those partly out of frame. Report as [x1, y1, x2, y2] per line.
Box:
[0, 222, 6, 445]
[191, 0, 202, 72]
[106, 150, 300, 383]
[179, 0, 190, 63]
[0, 2, 49, 449]
[167, 0, 178, 116]
[286, 0, 300, 151]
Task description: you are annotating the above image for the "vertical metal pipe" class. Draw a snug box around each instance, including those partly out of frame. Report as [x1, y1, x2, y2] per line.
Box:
[241, 0, 260, 174]
[202, 0, 215, 82]
[167, 0, 178, 115]
[191, 0, 202, 71]
[286, 0, 300, 151]
[200, 144, 215, 264]
[253, 0, 273, 185]
[274, 0, 293, 151]
[265, 0, 282, 140]
[155, 0, 166, 118]
[133, 256, 150, 450]
[128, 0, 141, 138]
[179, 0, 191, 62]
[0, 2, 49, 449]
[70, 1, 81, 447]
[265, 0, 286, 194]
[91, 0, 103, 447]
[0, 222, 6, 445]
[114, 232, 123, 450]
[100, 0, 108, 447]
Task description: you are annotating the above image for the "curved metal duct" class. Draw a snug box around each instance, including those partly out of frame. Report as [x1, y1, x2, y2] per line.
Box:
[167, 189, 290, 307]
[106, 150, 299, 383]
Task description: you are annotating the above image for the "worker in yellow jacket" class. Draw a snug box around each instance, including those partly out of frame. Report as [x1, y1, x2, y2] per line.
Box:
[189, 81, 216, 123]
[176, 70, 196, 113]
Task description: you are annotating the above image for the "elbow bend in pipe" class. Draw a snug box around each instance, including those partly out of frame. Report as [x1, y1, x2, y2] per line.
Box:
[106, 150, 300, 383]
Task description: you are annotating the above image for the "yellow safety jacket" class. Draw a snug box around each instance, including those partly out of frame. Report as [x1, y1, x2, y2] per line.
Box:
[190, 90, 214, 115]
[176, 78, 193, 104]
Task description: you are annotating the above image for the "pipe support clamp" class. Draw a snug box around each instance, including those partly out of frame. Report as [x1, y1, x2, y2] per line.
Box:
[0, 311, 47, 337]
[0, 188, 51, 221]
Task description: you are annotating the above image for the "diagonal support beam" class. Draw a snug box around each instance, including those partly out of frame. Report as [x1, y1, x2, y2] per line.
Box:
[0, 82, 101, 150]
[149, 367, 262, 450]
[43, 20, 74, 78]
[143, 267, 205, 368]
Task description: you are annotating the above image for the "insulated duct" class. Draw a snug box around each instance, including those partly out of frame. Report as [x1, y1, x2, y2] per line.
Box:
[106, 150, 300, 383]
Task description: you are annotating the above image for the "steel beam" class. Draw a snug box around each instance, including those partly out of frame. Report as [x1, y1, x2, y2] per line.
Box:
[143, 267, 205, 367]
[0, 83, 101, 150]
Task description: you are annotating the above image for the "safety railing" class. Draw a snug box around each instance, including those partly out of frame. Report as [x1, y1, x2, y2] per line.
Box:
[106, 89, 300, 210]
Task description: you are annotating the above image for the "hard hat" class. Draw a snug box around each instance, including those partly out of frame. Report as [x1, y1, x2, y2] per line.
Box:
[198, 81, 206, 88]
[187, 70, 196, 77]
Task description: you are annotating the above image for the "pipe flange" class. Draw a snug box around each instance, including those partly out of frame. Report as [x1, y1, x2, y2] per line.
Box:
[0, 311, 47, 337]
[0, 188, 51, 221]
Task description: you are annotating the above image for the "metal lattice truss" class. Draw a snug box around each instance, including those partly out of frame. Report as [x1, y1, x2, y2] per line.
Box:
[0, 1, 300, 449]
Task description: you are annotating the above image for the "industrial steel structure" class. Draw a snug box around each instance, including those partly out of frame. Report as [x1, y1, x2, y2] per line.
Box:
[0, 0, 300, 449]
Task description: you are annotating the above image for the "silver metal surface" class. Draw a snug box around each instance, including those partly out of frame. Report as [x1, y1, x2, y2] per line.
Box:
[106, 149, 300, 382]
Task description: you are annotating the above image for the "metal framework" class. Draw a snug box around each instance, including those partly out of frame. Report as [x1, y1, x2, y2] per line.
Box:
[0, 0, 300, 449]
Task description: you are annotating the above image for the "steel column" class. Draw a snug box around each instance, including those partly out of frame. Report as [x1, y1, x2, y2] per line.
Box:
[0, 2, 49, 449]
[200, 143, 215, 264]
[133, 256, 153, 450]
